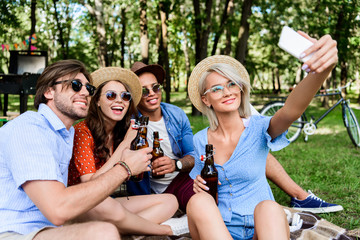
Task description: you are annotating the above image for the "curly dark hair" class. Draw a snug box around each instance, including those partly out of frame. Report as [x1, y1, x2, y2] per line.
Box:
[86, 80, 137, 162]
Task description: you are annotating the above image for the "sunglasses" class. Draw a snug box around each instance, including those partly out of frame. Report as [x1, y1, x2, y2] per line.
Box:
[142, 84, 162, 98]
[104, 90, 132, 102]
[53, 79, 96, 96]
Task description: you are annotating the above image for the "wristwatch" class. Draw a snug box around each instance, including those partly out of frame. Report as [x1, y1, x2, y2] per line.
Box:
[174, 159, 183, 171]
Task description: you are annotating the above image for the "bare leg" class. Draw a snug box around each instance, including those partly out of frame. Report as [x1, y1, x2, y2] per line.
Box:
[34, 221, 120, 240]
[187, 192, 232, 240]
[72, 196, 175, 236]
[266, 153, 308, 200]
[253, 200, 289, 240]
[116, 193, 178, 223]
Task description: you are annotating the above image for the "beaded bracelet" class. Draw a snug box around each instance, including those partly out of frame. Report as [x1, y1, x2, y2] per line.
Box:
[114, 161, 132, 181]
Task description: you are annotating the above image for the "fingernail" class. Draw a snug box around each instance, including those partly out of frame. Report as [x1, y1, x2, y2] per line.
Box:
[300, 53, 306, 59]
[306, 68, 311, 73]
[311, 71, 316, 74]
[202, 180, 206, 184]
[205, 186, 209, 191]
[301, 64, 308, 70]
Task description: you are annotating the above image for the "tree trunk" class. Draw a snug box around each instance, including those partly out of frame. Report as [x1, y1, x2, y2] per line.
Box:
[321, 77, 331, 108]
[192, 0, 213, 64]
[95, 0, 107, 67]
[158, 1, 171, 103]
[192, 0, 213, 116]
[28, 0, 36, 52]
[222, 25, 232, 55]
[120, 8, 126, 68]
[211, 0, 234, 55]
[276, 68, 281, 93]
[234, 0, 253, 64]
[140, 0, 149, 64]
[272, 69, 276, 93]
[53, 0, 67, 59]
[182, 26, 191, 96]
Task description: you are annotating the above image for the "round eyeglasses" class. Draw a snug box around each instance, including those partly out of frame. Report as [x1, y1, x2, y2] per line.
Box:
[104, 90, 132, 102]
[53, 79, 96, 96]
[142, 84, 162, 98]
[203, 81, 242, 98]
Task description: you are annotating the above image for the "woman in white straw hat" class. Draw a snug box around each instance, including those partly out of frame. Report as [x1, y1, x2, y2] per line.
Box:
[186, 32, 338, 239]
[67, 67, 179, 236]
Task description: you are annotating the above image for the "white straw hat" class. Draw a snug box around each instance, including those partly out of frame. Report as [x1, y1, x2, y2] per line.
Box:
[188, 55, 250, 113]
[91, 67, 142, 106]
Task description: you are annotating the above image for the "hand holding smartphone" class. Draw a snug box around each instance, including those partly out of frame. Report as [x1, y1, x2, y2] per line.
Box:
[278, 26, 315, 62]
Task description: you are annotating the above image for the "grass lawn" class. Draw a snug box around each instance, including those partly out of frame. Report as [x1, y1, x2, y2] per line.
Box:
[2, 91, 360, 231]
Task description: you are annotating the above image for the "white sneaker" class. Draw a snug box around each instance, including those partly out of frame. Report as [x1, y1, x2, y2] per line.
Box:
[161, 214, 189, 236]
[283, 209, 303, 232]
[289, 213, 303, 232]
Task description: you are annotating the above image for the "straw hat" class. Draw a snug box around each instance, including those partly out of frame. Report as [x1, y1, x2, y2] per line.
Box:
[188, 55, 250, 113]
[131, 62, 165, 84]
[91, 67, 142, 106]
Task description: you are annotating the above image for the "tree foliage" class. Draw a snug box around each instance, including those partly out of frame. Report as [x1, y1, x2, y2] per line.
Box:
[0, 0, 359, 101]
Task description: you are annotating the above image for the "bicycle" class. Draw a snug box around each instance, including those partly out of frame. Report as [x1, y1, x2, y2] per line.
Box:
[260, 82, 360, 147]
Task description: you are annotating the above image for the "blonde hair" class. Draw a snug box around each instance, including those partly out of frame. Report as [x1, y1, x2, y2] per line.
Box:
[198, 63, 251, 130]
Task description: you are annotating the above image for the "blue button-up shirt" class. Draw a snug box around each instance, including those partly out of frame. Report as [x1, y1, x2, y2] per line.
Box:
[190, 115, 289, 222]
[0, 104, 74, 234]
[127, 102, 195, 195]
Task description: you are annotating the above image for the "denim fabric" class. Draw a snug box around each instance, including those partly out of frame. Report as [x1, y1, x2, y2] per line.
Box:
[226, 214, 255, 240]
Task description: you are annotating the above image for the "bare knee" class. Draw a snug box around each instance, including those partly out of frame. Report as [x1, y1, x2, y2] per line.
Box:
[86, 221, 120, 240]
[254, 201, 289, 240]
[254, 200, 284, 219]
[162, 193, 179, 211]
[187, 192, 215, 217]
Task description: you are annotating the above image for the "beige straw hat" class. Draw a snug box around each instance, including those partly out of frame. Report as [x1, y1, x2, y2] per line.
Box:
[91, 67, 142, 106]
[188, 55, 250, 113]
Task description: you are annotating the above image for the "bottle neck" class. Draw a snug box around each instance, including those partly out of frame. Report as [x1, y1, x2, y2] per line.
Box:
[153, 139, 160, 148]
[205, 153, 214, 165]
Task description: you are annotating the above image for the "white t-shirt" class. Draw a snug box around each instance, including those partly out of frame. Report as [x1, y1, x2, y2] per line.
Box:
[147, 117, 179, 194]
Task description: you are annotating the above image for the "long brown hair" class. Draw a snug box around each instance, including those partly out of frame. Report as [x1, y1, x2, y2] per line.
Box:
[86, 80, 137, 162]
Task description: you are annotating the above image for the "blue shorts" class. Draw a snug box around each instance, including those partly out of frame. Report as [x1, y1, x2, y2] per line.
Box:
[225, 214, 254, 240]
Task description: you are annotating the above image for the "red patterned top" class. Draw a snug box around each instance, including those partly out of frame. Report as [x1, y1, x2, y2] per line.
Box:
[68, 121, 105, 186]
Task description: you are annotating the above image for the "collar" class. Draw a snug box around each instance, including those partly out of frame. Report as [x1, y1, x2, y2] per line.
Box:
[38, 103, 70, 132]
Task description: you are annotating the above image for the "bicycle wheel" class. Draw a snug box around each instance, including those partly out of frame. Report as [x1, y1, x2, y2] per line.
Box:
[342, 102, 360, 147]
[260, 101, 303, 142]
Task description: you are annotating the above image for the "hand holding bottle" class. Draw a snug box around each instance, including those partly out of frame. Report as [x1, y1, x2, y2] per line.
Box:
[121, 147, 152, 176]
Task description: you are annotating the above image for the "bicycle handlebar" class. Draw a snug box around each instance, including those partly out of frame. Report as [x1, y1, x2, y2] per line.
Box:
[320, 81, 352, 93]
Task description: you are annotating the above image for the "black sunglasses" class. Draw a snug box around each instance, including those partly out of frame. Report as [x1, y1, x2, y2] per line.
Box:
[104, 90, 132, 102]
[54, 79, 96, 96]
[142, 84, 162, 98]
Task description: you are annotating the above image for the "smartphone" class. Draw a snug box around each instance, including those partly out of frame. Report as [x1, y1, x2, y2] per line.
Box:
[278, 26, 314, 62]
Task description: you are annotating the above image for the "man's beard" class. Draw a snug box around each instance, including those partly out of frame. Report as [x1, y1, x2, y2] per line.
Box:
[54, 96, 87, 121]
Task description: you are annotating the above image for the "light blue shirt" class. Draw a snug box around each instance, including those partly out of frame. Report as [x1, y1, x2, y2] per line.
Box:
[189, 115, 289, 222]
[0, 104, 74, 235]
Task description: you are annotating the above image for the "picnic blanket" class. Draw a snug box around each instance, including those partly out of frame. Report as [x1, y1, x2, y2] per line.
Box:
[122, 207, 359, 240]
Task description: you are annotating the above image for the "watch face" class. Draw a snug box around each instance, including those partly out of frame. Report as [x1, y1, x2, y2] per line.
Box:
[176, 160, 182, 169]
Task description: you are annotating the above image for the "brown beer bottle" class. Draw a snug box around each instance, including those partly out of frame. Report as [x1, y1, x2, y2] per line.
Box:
[201, 144, 218, 204]
[151, 131, 165, 179]
[130, 116, 149, 182]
